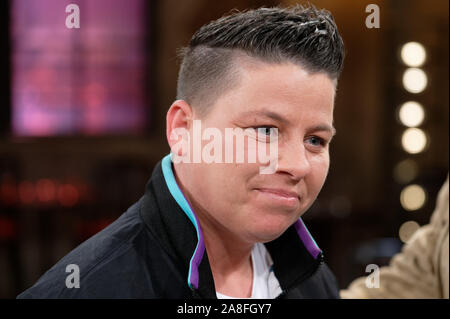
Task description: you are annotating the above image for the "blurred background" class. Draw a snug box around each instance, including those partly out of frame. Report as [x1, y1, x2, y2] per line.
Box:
[0, 0, 448, 298]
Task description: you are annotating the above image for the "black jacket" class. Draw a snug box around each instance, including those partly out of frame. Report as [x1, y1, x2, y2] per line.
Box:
[17, 155, 340, 299]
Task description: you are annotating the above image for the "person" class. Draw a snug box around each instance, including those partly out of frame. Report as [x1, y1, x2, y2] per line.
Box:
[18, 5, 345, 299]
[341, 176, 449, 299]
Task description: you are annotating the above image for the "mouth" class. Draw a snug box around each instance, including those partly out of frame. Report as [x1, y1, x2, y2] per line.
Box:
[253, 188, 300, 209]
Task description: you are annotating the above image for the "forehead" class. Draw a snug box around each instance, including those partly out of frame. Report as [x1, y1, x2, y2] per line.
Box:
[240, 59, 334, 99]
[210, 59, 336, 124]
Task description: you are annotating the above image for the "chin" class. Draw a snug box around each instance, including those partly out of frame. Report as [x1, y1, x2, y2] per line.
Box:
[246, 215, 295, 243]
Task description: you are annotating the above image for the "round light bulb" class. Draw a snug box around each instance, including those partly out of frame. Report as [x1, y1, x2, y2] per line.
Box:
[401, 128, 428, 154]
[398, 101, 425, 127]
[401, 42, 426, 67]
[402, 68, 428, 93]
[400, 184, 427, 211]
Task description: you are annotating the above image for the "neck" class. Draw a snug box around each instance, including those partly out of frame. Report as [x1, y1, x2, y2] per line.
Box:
[173, 163, 255, 297]
[200, 210, 254, 297]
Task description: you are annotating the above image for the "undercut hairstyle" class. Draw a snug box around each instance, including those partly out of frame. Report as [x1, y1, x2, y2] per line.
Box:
[176, 5, 345, 116]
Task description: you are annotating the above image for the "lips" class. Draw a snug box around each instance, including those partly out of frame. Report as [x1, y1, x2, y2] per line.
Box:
[254, 187, 300, 208]
[255, 188, 299, 199]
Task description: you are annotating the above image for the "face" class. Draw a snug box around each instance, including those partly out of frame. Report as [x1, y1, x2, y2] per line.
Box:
[174, 60, 336, 244]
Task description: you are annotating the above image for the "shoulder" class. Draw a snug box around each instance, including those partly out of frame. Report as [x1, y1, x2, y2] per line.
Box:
[17, 199, 156, 298]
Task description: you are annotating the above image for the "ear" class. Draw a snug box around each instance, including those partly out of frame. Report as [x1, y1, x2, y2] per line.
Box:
[166, 99, 193, 154]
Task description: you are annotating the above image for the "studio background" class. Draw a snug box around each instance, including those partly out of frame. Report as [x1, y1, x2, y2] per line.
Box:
[0, 0, 448, 298]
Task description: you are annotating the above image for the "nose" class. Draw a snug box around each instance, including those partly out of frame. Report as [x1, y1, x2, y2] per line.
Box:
[276, 141, 311, 181]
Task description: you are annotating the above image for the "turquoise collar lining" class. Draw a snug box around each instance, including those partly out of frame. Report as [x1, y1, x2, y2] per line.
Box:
[161, 153, 204, 289]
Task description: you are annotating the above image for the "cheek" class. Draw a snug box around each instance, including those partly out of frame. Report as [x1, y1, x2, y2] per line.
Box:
[308, 154, 330, 194]
[219, 163, 258, 198]
[193, 163, 253, 204]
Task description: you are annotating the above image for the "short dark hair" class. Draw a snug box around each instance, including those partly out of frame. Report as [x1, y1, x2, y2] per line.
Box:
[176, 5, 345, 115]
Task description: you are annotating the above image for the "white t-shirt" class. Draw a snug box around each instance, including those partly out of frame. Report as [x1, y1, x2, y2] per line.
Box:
[216, 243, 282, 299]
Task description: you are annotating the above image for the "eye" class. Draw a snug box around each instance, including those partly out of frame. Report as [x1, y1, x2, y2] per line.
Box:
[251, 126, 279, 142]
[305, 136, 327, 148]
[257, 126, 274, 136]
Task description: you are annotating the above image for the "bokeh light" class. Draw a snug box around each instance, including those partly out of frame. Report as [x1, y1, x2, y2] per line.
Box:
[401, 128, 428, 154]
[393, 159, 418, 184]
[399, 220, 421, 243]
[402, 68, 428, 93]
[400, 42, 426, 67]
[400, 184, 427, 211]
[398, 101, 425, 127]
[36, 179, 56, 203]
[57, 184, 79, 207]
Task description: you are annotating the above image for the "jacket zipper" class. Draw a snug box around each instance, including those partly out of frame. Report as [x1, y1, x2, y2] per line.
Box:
[275, 252, 324, 299]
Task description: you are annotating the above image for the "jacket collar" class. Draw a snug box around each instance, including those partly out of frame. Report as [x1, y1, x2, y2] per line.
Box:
[140, 154, 323, 298]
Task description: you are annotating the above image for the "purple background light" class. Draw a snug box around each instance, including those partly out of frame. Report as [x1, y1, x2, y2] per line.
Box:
[11, 0, 148, 136]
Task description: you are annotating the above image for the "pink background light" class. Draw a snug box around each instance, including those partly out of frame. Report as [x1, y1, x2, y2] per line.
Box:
[11, 0, 148, 136]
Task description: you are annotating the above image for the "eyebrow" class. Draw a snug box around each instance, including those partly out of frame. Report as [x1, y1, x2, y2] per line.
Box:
[239, 110, 291, 125]
[238, 109, 336, 136]
[308, 124, 337, 137]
